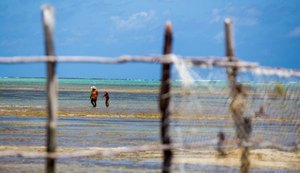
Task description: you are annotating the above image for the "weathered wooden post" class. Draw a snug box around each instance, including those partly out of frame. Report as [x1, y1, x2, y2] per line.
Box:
[42, 4, 58, 173]
[225, 18, 251, 173]
[159, 21, 173, 173]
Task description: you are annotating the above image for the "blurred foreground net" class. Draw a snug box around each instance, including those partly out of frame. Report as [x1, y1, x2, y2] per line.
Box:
[170, 59, 300, 172]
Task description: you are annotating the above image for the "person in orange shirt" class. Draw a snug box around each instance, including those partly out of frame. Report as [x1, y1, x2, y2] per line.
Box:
[90, 86, 98, 107]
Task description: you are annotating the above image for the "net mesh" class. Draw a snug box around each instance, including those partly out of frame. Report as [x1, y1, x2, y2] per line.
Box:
[170, 57, 300, 173]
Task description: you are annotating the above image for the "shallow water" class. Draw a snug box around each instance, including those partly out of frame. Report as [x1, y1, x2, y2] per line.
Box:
[1, 77, 299, 117]
[0, 115, 299, 173]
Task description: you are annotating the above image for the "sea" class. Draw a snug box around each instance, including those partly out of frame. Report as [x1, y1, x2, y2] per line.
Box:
[0, 77, 299, 172]
[0, 77, 161, 115]
[0, 77, 231, 116]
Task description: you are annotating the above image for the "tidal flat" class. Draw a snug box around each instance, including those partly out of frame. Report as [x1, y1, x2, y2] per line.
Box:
[0, 115, 299, 173]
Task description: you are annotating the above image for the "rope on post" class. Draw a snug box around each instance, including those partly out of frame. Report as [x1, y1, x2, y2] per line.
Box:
[225, 18, 252, 173]
[42, 4, 57, 173]
[159, 21, 173, 173]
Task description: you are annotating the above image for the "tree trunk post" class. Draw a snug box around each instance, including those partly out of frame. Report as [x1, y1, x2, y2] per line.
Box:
[225, 18, 251, 173]
[42, 4, 57, 173]
[159, 21, 173, 173]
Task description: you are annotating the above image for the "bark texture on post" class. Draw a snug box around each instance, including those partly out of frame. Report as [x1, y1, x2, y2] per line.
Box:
[225, 18, 251, 173]
[159, 21, 173, 173]
[42, 5, 57, 173]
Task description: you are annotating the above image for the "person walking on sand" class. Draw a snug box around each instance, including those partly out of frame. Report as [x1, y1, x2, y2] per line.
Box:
[90, 86, 98, 107]
[103, 91, 110, 108]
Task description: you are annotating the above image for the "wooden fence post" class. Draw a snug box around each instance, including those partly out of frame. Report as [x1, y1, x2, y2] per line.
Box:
[225, 18, 251, 173]
[159, 21, 173, 173]
[42, 4, 58, 173]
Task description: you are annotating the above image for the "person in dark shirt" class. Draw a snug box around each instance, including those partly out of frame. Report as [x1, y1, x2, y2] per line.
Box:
[103, 91, 110, 108]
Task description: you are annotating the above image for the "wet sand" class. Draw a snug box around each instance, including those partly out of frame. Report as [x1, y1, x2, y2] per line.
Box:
[0, 115, 299, 172]
[1, 146, 299, 172]
[1, 109, 299, 122]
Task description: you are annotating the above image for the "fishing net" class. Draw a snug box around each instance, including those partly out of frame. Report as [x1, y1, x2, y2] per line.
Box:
[170, 56, 300, 173]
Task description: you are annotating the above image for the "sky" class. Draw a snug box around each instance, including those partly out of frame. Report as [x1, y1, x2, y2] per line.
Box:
[0, 0, 300, 80]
